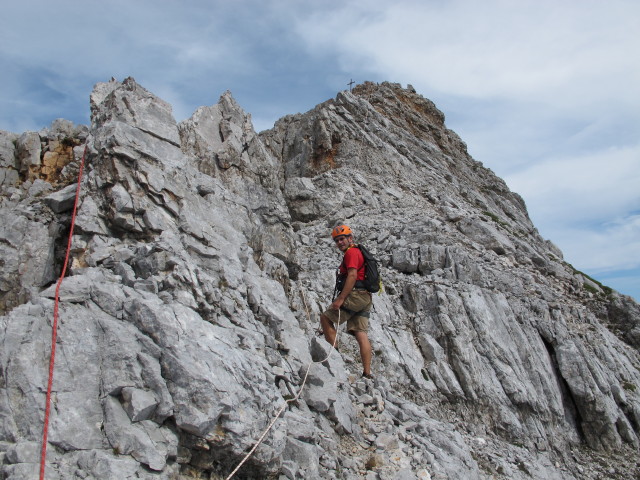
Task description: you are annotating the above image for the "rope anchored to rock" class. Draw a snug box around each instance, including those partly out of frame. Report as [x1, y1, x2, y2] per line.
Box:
[39, 145, 88, 480]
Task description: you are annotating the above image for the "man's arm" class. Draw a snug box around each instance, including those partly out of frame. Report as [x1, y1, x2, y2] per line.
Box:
[331, 268, 357, 310]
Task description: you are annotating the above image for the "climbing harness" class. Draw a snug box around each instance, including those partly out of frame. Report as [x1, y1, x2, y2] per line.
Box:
[224, 289, 341, 480]
[39, 145, 88, 480]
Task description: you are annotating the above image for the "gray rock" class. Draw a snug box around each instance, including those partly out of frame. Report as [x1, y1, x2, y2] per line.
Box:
[91, 77, 180, 147]
[103, 396, 175, 471]
[0, 131, 19, 184]
[375, 432, 399, 450]
[43, 183, 77, 212]
[4, 441, 39, 464]
[15, 131, 41, 173]
[121, 387, 158, 422]
[282, 437, 321, 479]
[302, 363, 337, 413]
[0, 206, 56, 313]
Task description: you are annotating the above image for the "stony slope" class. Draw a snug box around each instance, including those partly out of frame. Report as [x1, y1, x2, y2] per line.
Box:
[0, 78, 639, 479]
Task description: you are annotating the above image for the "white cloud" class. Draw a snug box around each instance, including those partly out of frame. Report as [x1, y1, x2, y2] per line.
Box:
[296, 0, 640, 109]
[552, 214, 640, 275]
[505, 145, 640, 278]
[505, 146, 640, 226]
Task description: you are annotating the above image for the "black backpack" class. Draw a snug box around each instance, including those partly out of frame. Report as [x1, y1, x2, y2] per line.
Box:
[336, 244, 381, 293]
[357, 244, 381, 293]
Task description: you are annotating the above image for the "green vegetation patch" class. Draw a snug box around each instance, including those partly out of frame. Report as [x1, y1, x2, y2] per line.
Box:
[482, 211, 509, 228]
[565, 262, 614, 296]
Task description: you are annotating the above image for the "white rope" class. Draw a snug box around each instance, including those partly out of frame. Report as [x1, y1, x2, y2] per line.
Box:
[225, 288, 340, 480]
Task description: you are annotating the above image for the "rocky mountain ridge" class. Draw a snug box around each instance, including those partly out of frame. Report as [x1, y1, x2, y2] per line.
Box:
[0, 78, 639, 479]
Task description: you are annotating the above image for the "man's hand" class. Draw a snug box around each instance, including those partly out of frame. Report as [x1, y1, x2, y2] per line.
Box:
[331, 268, 357, 310]
[330, 297, 344, 310]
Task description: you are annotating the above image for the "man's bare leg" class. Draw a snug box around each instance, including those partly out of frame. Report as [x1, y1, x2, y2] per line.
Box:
[320, 314, 337, 348]
[354, 331, 372, 376]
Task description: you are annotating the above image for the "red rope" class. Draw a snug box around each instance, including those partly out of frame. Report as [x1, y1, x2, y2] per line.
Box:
[39, 144, 88, 480]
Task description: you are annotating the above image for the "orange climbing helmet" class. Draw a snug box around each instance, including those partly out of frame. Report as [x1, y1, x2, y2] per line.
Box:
[331, 224, 352, 239]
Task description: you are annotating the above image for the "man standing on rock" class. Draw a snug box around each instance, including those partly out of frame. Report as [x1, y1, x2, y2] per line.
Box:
[320, 225, 373, 379]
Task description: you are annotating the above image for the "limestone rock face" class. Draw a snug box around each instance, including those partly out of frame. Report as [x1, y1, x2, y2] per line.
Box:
[0, 131, 19, 187]
[1, 78, 639, 480]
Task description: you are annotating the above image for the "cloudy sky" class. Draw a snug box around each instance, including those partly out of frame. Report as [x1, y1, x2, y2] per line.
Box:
[2, 0, 639, 300]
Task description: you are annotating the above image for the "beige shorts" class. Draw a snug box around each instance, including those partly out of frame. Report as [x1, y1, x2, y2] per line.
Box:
[323, 290, 372, 334]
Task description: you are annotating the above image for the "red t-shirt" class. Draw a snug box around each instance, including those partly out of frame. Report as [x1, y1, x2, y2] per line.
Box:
[340, 246, 365, 281]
